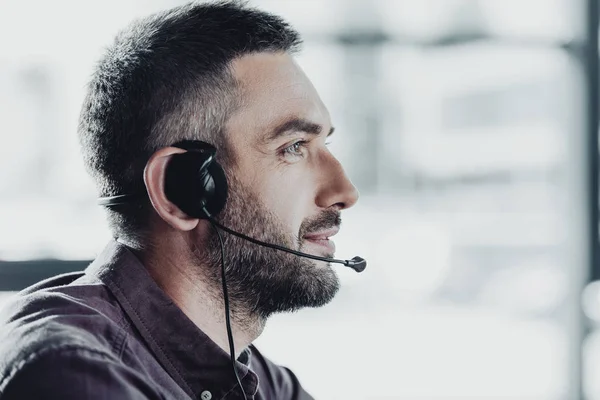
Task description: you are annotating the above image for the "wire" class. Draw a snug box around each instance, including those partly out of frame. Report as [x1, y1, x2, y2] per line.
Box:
[212, 221, 248, 400]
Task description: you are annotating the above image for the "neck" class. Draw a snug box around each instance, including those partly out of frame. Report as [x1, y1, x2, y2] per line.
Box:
[133, 238, 265, 358]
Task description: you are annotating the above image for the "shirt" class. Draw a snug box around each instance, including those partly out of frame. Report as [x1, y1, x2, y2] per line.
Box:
[0, 240, 315, 400]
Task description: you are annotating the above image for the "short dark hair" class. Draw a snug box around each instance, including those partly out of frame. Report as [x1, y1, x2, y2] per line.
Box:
[78, 0, 302, 248]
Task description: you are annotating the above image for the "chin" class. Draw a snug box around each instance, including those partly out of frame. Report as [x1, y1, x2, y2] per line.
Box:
[255, 260, 341, 318]
[291, 261, 340, 307]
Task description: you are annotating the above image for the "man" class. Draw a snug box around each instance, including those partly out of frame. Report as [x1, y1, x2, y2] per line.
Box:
[0, 1, 360, 399]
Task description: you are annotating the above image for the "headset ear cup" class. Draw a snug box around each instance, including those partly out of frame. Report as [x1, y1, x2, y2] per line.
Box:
[201, 160, 228, 218]
[164, 151, 228, 219]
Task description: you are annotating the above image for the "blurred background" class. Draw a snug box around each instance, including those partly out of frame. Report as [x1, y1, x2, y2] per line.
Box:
[1, 0, 599, 398]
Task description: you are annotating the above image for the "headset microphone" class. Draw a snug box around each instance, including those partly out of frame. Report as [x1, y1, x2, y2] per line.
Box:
[98, 193, 366, 271]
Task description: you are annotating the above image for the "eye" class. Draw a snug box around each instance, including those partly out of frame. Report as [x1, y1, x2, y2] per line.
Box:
[283, 140, 307, 157]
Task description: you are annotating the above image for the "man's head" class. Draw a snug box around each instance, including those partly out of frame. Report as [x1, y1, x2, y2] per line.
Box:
[79, 0, 359, 320]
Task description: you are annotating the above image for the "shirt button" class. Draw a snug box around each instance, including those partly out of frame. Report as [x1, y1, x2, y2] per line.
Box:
[200, 390, 212, 400]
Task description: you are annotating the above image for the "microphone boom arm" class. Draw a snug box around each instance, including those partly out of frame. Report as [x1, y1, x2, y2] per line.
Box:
[204, 212, 366, 273]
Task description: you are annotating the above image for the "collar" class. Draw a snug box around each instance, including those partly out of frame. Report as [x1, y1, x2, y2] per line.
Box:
[85, 240, 259, 399]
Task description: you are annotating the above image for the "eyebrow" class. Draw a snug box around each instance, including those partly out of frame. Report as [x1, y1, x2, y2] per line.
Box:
[265, 118, 335, 142]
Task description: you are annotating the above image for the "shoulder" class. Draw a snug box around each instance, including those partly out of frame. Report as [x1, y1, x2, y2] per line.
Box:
[0, 345, 162, 399]
[0, 279, 131, 395]
[249, 345, 315, 400]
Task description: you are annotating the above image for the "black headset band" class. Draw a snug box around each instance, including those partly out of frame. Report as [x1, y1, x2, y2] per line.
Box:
[172, 139, 216, 153]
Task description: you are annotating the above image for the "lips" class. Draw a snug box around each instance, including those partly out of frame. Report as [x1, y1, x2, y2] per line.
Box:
[303, 227, 339, 254]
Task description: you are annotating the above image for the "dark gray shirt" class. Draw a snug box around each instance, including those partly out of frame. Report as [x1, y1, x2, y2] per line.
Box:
[0, 240, 314, 399]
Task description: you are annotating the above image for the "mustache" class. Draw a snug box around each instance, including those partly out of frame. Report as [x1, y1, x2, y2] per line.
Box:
[298, 209, 342, 240]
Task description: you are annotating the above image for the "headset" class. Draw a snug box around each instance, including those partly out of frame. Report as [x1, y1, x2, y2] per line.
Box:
[97, 140, 367, 399]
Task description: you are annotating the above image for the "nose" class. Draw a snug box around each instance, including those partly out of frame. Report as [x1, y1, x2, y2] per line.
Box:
[315, 153, 360, 211]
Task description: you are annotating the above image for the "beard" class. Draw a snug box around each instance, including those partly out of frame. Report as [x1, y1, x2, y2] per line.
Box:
[195, 174, 341, 321]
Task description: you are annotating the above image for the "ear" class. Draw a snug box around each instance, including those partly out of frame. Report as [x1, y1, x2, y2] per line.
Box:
[143, 146, 200, 231]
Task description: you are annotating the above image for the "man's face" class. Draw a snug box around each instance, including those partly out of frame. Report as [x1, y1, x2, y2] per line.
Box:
[200, 52, 359, 319]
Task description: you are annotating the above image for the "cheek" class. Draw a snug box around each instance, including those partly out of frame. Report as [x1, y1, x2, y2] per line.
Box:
[261, 173, 313, 233]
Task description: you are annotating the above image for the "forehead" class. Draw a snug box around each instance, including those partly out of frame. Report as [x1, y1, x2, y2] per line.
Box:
[226, 52, 330, 143]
